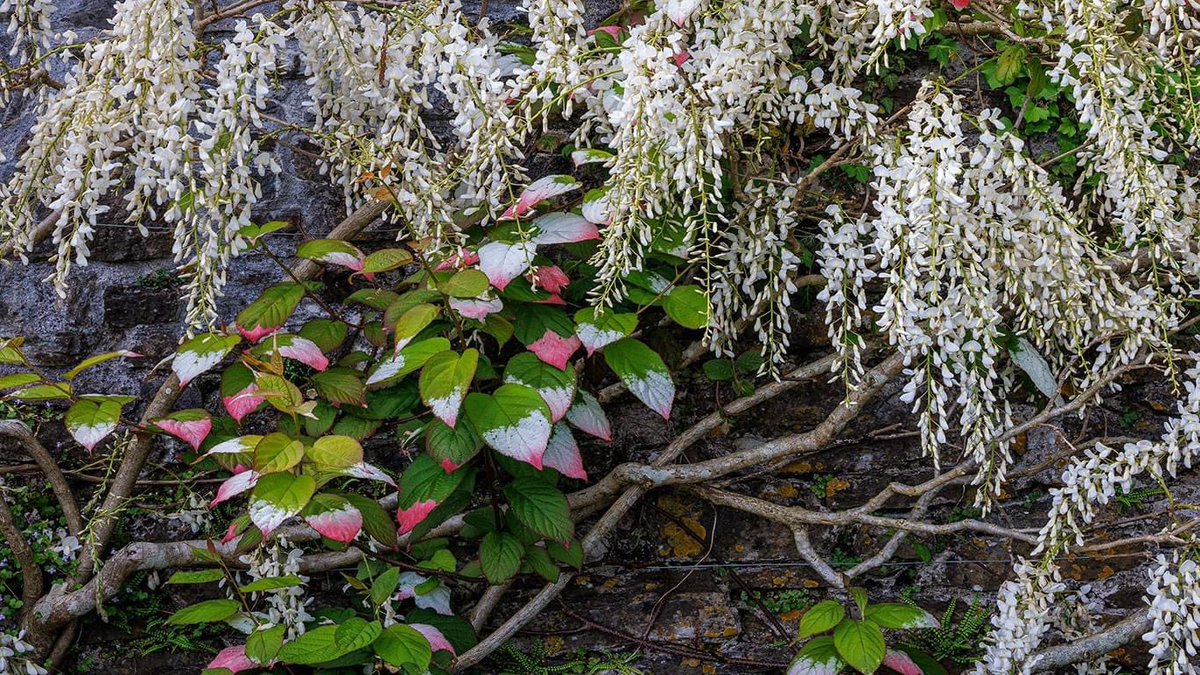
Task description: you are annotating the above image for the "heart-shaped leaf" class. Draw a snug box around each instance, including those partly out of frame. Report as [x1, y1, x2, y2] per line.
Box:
[464, 384, 553, 469]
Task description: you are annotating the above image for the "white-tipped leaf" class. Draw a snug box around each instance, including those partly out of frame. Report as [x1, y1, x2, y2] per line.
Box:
[464, 384, 553, 469]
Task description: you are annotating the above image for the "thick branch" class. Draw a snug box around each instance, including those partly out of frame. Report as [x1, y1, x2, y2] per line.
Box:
[451, 353, 902, 671]
[0, 486, 43, 619]
[0, 420, 85, 536]
[1031, 611, 1151, 672]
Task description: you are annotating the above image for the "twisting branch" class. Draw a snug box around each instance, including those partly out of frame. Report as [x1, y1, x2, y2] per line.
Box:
[1031, 611, 1152, 673]
[0, 485, 43, 619]
[451, 352, 904, 671]
[0, 420, 84, 536]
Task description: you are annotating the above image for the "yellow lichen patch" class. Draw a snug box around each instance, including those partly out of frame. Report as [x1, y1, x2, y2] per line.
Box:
[702, 663, 717, 674]
[802, 578, 820, 589]
[662, 521, 706, 559]
[682, 658, 701, 669]
[1097, 565, 1115, 580]
[825, 478, 850, 499]
[775, 483, 800, 500]
[544, 636, 566, 655]
[780, 609, 802, 622]
[780, 461, 821, 476]
[657, 494, 707, 559]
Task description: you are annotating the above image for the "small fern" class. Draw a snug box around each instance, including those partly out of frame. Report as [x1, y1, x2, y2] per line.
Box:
[489, 641, 644, 675]
[902, 595, 991, 666]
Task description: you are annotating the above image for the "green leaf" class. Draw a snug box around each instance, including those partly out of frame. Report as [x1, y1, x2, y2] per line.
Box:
[573, 308, 637, 355]
[463, 384, 553, 469]
[864, 603, 938, 630]
[166, 570, 225, 585]
[790, 636, 845, 675]
[419, 349, 478, 428]
[396, 454, 471, 535]
[344, 493, 398, 548]
[663, 285, 709, 329]
[253, 433, 305, 473]
[0, 373, 40, 391]
[373, 624, 432, 670]
[503, 352, 576, 422]
[365, 338, 452, 388]
[246, 625, 286, 665]
[296, 240, 364, 268]
[313, 368, 367, 407]
[370, 567, 401, 607]
[307, 435, 364, 468]
[237, 282, 306, 334]
[440, 269, 490, 298]
[504, 478, 573, 542]
[849, 587, 868, 616]
[64, 398, 123, 451]
[347, 289, 400, 311]
[702, 359, 735, 381]
[480, 532, 525, 583]
[425, 417, 484, 471]
[602, 338, 674, 419]
[238, 575, 304, 593]
[174, 333, 242, 385]
[798, 600, 846, 639]
[522, 545, 560, 582]
[277, 618, 382, 665]
[7, 382, 72, 402]
[392, 303, 440, 351]
[833, 619, 886, 675]
[514, 304, 576, 345]
[64, 350, 140, 380]
[249, 473, 316, 534]
[300, 319, 349, 353]
[547, 538, 584, 569]
[362, 249, 414, 274]
[167, 599, 240, 625]
[994, 44, 1026, 87]
[241, 220, 292, 243]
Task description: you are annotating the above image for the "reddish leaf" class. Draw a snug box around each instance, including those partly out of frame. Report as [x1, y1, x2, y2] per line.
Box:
[303, 495, 363, 543]
[207, 645, 256, 673]
[543, 423, 587, 480]
[528, 330, 581, 370]
[531, 213, 599, 245]
[533, 266, 570, 295]
[211, 469, 261, 508]
[882, 650, 923, 675]
[238, 324, 279, 344]
[434, 250, 480, 271]
[449, 297, 504, 320]
[274, 335, 329, 371]
[155, 410, 212, 451]
[478, 241, 537, 291]
[410, 624, 456, 654]
[396, 499, 438, 536]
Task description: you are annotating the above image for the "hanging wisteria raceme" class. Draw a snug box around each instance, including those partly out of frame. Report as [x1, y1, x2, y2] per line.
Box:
[979, 358, 1200, 673]
[178, 15, 286, 329]
[1144, 548, 1200, 675]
